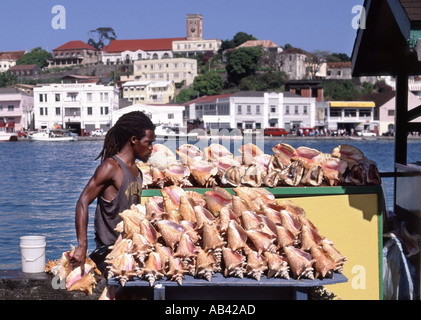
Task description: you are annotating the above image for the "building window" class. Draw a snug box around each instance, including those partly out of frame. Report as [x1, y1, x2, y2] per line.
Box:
[8, 105, 14, 111]
[55, 94, 60, 102]
[87, 93, 92, 102]
[388, 109, 395, 117]
[270, 105, 276, 113]
[285, 106, 290, 115]
[168, 113, 174, 119]
[303, 106, 308, 115]
[256, 105, 261, 114]
[247, 105, 251, 114]
[87, 107, 92, 115]
[294, 106, 299, 114]
[55, 107, 60, 116]
[237, 105, 242, 114]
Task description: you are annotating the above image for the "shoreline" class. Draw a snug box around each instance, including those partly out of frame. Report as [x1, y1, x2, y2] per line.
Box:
[15, 135, 421, 142]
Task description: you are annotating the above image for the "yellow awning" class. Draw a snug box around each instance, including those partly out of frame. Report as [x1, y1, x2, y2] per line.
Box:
[329, 101, 375, 108]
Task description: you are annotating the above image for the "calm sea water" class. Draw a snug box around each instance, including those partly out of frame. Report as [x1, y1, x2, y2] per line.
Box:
[1, 138, 420, 269]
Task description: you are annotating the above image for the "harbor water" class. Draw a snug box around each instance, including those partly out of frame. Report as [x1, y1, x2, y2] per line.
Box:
[1, 137, 420, 269]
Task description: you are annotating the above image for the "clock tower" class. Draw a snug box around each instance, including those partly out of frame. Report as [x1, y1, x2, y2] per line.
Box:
[186, 14, 203, 40]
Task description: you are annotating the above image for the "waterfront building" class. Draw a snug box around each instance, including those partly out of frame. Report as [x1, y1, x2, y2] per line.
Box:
[122, 80, 176, 104]
[133, 57, 197, 87]
[8, 64, 42, 77]
[185, 91, 316, 132]
[326, 101, 377, 134]
[0, 50, 26, 73]
[33, 83, 119, 134]
[113, 103, 185, 127]
[48, 41, 100, 69]
[0, 88, 34, 132]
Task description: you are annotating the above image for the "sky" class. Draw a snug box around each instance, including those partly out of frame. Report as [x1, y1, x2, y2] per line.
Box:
[1, 0, 365, 56]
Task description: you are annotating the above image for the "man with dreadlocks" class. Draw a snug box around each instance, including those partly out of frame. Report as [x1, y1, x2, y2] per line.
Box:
[70, 111, 155, 275]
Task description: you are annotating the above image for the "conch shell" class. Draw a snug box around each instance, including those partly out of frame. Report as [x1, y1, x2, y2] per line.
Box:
[139, 252, 165, 286]
[222, 247, 246, 278]
[264, 252, 290, 279]
[283, 246, 315, 280]
[188, 159, 218, 188]
[244, 249, 267, 281]
[166, 256, 189, 285]
[164, 163, 193, 187]
[195, 249, 219, 281]
[66, 265, 97, 295]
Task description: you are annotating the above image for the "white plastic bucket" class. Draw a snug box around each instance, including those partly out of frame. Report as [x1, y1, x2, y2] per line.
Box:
[20, 236, 46, 273]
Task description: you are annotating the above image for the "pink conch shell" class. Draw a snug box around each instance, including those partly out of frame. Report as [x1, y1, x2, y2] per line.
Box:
[240, 210, 264, 231]
[166, 256, 189, 285]
[202, 221, 226, 252]
[227, 220, 249, 252]
[203, 187, 233, 217]
[275, 225, 298, 249]
[357, 158, 381, 185]
[262, 204, 282, 225]
[222, 247, 246, 278]
[291, 147, 322, 170]
[164, 163, 193, 187]
[264, 252, 290, 279]
[150, 167, 167, 188]
[188, 159, 218, 188]
[221, 165, 247, 187]
[155, 220, 185, 249]
[152, 143, 177, 164]
[105, 236, 132, 265]
[232, 195, 251, 218]
[195, 249, 219, 281]
[246, 229, 276, 255]
[300, 225, 324, 251]
[252, 154, 272, 174]
[279, 161, 304, 186]
[240, 164, 264, 187]
[176, 144, 203, 165]
[194, 205, 216, 230]
[119, 209, 144, 239]
[213, 157, 241, 178]
[131, 233, 154, 264]
[145, 196, 166, 221]
[66, 264, 97, 295]
[283, 246, 315, 280]
[239, 143, 264, 166]
[245, 249, 267, 281]
[140, 218, 160, 244]
[301, 165, 324, 186]
[154, 243, 174, 267]
[263, 170, 281, 187]
[319, 157, 347, 186]
[179, 195, 197, 223]
[279, 209, 302, 237]
[135, 161, 153, 188]
[139, 252, 165, 286]
[310, 245, 340, 279]
[161, 185, 187, 213]
[180, 220, 201, 244]
[233, 187, 275, 212]
[272, 143, 295, 167]
[174, 232, 200, 259]
[219, 205, 241, 235]
[321, 239, 347, 272]
[331, 144, 365, 168]
[204, 143, 234, 161]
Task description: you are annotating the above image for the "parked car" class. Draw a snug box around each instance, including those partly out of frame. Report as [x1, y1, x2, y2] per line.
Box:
[357, 130, 376, 137]
[91, 129, 106, 137]
[264, 128, 288, 137]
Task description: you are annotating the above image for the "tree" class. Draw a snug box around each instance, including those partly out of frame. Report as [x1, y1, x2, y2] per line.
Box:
[88, 27, 117, 50]
[238, 71, 288, 91]
[0, 72, 17, 87]
[16, 47, 52, 68]
[193, 72, 224, 96]
[226, 47, 262, 85]
[219, 32, 257, 52]
[323, 80, 361, 101]
[175, 87, 199, 103]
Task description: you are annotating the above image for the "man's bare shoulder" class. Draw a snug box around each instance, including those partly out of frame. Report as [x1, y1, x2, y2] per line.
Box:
[93, 157, 120, 179]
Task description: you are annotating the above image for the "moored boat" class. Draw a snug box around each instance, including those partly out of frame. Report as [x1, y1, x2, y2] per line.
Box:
[0, 131, 18, 142]
[155, 124, 198, 141]
[28, 129, 78, 142]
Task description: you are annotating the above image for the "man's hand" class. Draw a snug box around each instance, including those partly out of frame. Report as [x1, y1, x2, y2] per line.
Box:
[69, 246, 87, 275]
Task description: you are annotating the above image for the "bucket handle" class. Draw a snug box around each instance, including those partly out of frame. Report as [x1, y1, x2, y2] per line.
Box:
[21, 252, 45, 263]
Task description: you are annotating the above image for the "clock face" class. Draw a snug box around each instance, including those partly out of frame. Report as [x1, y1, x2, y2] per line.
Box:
[191, 27, 196, 33]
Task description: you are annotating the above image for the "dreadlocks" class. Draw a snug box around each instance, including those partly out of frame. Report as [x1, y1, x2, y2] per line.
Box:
[96, 111, 155, 162]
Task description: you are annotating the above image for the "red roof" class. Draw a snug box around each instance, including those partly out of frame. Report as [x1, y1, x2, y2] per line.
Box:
[185, 93, 234, 105]
[103, 38, 185, 53]
[53, 41, 97, 51]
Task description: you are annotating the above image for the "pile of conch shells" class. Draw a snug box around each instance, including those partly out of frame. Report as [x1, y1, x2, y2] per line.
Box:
[105, 186, 347, 287]
[138, 143, 381, 189]
[45, 246, 101, 295]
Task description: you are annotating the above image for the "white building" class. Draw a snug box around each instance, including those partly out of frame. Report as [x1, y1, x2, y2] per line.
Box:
[0, 88, 34, 132]
[33, 83, 119, 135]
[113, 103, 185, 127]
[186, 91, 316, 132]
[122, 80, 177, 104]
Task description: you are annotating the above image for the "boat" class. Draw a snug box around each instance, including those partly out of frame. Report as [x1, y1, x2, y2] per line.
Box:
[28, 129, 78, 142]
[154, 124, 198, 141]
[0, 131, 18, 142]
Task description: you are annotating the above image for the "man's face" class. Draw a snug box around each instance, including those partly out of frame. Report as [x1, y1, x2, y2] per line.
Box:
[135, 129, 155, 162]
